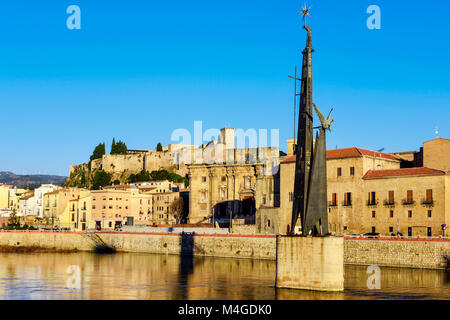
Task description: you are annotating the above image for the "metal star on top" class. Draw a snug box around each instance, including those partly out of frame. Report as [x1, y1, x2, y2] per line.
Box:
[298, 4, 312, 31]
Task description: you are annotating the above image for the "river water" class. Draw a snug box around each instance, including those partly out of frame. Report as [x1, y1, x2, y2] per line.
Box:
[0, 252, 448, 300]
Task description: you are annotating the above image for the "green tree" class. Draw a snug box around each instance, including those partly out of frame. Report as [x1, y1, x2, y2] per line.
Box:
[156, 143, 163, 152]
[90, 143, 106, 161]
[127, 170, 151, 183]
[111, 138, 128, 155]
[7, 211, 20, 227]
[92, 170, 112, 190]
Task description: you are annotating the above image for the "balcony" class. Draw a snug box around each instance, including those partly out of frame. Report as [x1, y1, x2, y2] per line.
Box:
[383, 200, 396, 207]
[366, 200, 378, 207]
[328, 201, 338, 207]
[342, 201, 352, 207]
[421, 198, 435, 207]
[402, 199, 416, 206]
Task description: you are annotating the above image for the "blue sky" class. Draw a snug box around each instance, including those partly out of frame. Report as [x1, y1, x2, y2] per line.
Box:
[0, 0, 449, 175]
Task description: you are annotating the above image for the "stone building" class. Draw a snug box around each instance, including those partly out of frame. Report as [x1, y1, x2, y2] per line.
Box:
[91, 187, 154, 230]
[43, 188, 88, 228]
[258, 138, 450, 237]
[60, 190, 92, 231]
[188, 128, 280, 225]
[152, 191, 181, 225]
[18, 184, 58, 218]
[0, 185, 10, 210]
[90, 183, 183, 230]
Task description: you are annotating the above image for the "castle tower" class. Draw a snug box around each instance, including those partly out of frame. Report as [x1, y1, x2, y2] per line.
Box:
[219, 128, 235, 150]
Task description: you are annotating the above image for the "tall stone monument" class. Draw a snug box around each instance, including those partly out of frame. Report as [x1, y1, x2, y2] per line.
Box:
[276, 6, 344, 292]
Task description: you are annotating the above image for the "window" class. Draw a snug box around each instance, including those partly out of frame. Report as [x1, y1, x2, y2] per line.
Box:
[371, 227, 376, 233]
[408, 227, 412, 237]
[350, 167, 355, 176]
[368, 192, 376, 205]
[388, 191, 395, 204]
[200, 191, 207, 203]
[71, 214, 75, 222]
[389, 226, 393, 233]
[427, 210, 432, 218]
[372, 211, 376, 218]
[343, 226, 348, 231]
[344, 192, 352, 206]
[331, 193, 337, 206]
[408, 210, 413, 218]
[221, 176, 226, 182]
[407, 190, 413, 203]
[202, 176, 207, 183]
[390, 210, 394, 218]
[425, 189, 433, 203]
[427, 227, 432, 237]
[267, 220, 271, 227]
[337, 168, 342, 177]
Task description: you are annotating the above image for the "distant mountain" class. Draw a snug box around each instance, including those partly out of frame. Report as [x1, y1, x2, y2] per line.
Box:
[0, 171, 67, 189]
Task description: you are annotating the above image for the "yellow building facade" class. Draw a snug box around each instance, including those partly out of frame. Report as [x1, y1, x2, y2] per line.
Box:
[0, 185, 10, 210]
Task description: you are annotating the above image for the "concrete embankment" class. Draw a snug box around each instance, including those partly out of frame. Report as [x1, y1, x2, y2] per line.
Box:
[0, 231, 449, 270]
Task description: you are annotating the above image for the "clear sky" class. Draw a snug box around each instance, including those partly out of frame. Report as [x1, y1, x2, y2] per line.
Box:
[0, 0, 449, 175]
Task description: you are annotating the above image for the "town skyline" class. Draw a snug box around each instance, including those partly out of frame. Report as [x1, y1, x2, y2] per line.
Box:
[1, 0, 449, 175]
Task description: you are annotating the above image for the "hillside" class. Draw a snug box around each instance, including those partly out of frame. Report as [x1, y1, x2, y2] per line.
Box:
[0, 171, 67, 189]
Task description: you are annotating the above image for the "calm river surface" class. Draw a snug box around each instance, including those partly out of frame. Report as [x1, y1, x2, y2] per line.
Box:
[0, 252, 448, 300]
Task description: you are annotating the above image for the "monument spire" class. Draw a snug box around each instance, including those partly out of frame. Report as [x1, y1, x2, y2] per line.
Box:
[291, 4, 315, 233]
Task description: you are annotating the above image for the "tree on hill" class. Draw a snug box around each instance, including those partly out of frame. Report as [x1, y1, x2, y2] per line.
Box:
[156, 143, 163, 152]
[111, 138, 128, 155]
[90, 143, 106, 161]
[92, 170, 112, 190]
[126, 169, 188, 185]
[127, 170, 151, 183]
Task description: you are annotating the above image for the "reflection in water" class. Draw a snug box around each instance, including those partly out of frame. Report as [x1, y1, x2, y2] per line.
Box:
[0, 252, 448, 300]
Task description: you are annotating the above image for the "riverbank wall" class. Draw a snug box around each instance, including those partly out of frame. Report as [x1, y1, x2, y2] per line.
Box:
[97, 231, 276, 260]
[0, 231, 448, 270]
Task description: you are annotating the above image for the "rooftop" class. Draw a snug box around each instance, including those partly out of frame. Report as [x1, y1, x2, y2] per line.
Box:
[282, 147, 400, 163]
[363, 167, 445, 180]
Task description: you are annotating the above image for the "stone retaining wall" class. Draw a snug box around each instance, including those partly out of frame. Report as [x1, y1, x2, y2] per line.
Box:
[0, 231, 448, 270]
[0, 231, 94, 251]
[97, 232, 276, 260]
[344, 237, 450, 270]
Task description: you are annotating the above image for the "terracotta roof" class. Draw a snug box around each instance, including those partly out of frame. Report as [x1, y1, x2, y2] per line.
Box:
[138, 187, 157, 191]
[104, 185, 131, 189]
[281, 147, 400, 163]
[363, 167, 445, 179]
